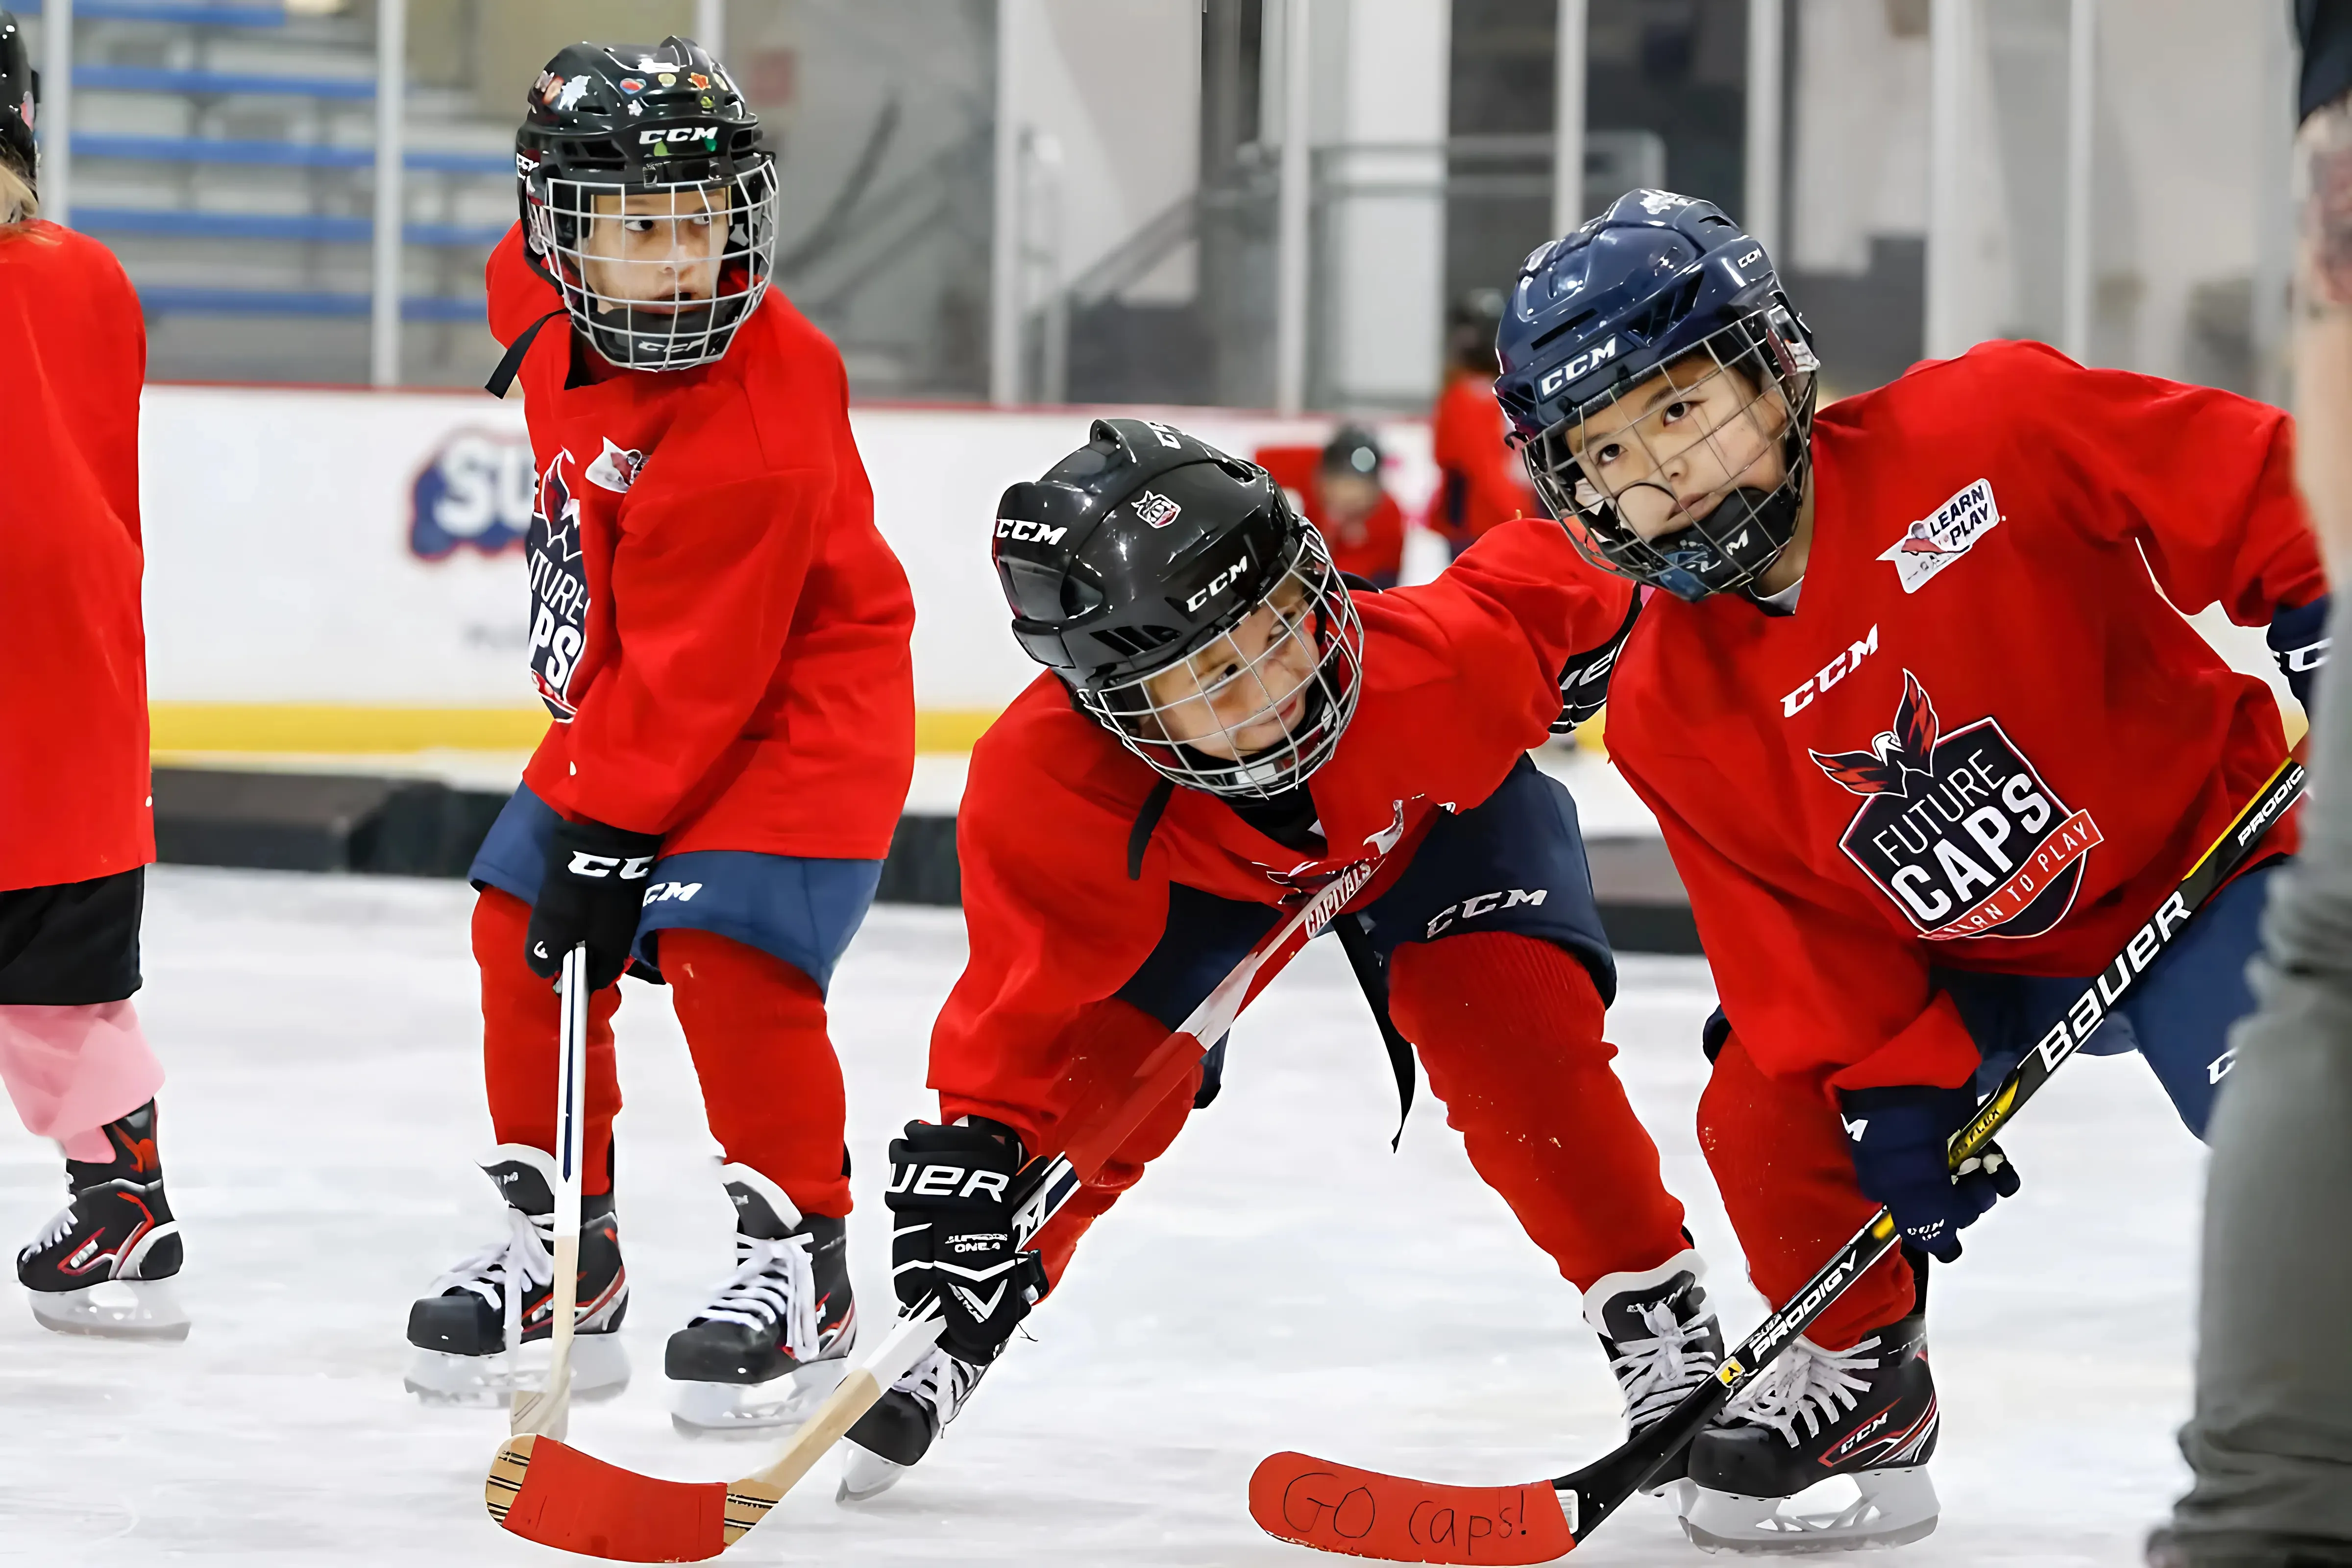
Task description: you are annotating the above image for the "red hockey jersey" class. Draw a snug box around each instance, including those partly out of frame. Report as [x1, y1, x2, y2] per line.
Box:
[1607, 341, 2326, 1096]
[486, 228, 916, 858]
[931, 519, 1634, 1133]
[0, 223, 153, 892]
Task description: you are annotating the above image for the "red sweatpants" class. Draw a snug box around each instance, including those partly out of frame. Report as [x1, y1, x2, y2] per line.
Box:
[473, 887, 853, 1217]
[1007, 931, 1690, 1292]
[1697, 1030, 1915, 1350]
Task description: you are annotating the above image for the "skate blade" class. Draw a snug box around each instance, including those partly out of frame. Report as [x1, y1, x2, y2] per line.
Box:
[27, 1279, 190, 1342]
[1681, 1470, 1938, 1555]
[836, 1445, 910, 1505]
[404, 1336, 631, 1407]
[670, 1357, 849, 1436]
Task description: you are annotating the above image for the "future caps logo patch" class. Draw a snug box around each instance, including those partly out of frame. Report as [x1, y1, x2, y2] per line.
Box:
[1812, 672, 2102, 941]
[1881, 478, 2001, 593]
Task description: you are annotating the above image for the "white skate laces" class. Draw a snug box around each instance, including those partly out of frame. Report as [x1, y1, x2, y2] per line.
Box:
[891, 1344, 984, 1428]
[427, 1204, 555, 1357]
[20, 1203, 78, 1263]
[1609, 1296, 1719, 1429]
[1727, 1332, 1879, 1446]
[694, 1230, 820, 1362]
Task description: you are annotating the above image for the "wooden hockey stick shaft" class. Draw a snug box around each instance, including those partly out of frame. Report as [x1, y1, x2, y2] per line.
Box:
[509, 942, 589, 1442]
[487, 858, 1378, 1560]
[1250, 755, 2307, 1566]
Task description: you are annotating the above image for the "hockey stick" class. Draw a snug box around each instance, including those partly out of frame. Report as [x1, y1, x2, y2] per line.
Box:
[510, 942, 591, 1442]
[1249, 755, 2307, 1566]
[486, 855, 1383, 1561]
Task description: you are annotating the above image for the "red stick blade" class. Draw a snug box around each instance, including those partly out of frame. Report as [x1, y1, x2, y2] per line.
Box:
[1250, 1452, 1574, 1565]
[493, 1436, 731, 1563]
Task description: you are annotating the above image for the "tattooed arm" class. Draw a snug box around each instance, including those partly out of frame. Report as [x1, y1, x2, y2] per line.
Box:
[2296, 90, 2352, 571]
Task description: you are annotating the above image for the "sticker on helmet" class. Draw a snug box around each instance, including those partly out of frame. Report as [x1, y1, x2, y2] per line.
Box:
[1133, 490, 1182, 528]
[618, 77, 645, 93]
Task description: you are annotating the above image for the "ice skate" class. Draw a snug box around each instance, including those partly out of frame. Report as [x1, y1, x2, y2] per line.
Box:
[836, 1341, 991, 1502]
[1582, 1247, 1725, 1497]
[403, 1145, 629, 1405]
[1679, 1312, 1939, 1554]
[665, 1164, 855, 1435]
[16, 1101, 189, 1341]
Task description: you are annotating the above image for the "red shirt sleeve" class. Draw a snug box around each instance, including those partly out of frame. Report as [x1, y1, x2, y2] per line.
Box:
[929, 691, 1172, 1144]
[1981, 342, 2326, 618]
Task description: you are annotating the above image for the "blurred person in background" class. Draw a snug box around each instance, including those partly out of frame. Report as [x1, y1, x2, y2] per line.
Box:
[402, 36, 916, 1437]
[1429, 288, 1537, 559]
[2153, 3, 2352, 1564]
[0, 12, 189, 1343]
[1253, 425, 1406, 588]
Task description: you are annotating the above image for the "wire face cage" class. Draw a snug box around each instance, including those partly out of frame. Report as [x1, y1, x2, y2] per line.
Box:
[1076, 525, 1366, 803]
[525, 163, 781, 372]
[1523, 302, 1818, 600]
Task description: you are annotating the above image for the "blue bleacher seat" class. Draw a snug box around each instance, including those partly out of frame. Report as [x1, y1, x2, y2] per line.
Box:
[74, 206, 508, 247]
[19, 1, 287, 25]
[75, 64, 373, 98]
[71, 133, 513, 175]
[133, 285, 486, 320]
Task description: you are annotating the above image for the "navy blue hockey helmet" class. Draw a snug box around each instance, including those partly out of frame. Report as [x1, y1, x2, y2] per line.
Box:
[1495, 190, 1818, 601]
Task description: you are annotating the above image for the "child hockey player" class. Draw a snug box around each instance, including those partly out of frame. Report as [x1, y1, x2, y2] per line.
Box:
[0, 13, 188, 1342]
[838, 417, 1713, 1501]
[1495, 189, 2328, 1550]
[403, 38, 916, 1434]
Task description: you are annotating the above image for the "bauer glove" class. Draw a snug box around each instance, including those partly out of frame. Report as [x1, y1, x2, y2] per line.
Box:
[2268, 594, 2330, 712]
[884, 1119, 1048, 1366]
[1836, 1083, 2021, 1264]
[527, 816, 662, 991]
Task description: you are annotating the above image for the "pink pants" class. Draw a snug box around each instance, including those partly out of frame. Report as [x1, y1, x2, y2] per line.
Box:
[0, 1002, 163, 1162]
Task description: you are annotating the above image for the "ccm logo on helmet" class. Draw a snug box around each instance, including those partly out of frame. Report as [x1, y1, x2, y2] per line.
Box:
[567, 853, 655, 881]
[995, 517, 1068, 544]
[639, 125, 718, 144]
[1537, 336, 1620, 398]
[1185, 551, 1251, 612]
[886, 1164, 1011, 1202]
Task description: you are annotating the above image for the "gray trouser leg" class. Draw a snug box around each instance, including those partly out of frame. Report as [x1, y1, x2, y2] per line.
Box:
[2171, 610, 2352, 1556]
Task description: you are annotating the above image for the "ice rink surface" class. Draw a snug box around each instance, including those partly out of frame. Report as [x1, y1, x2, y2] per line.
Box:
[0, 868, 2210, 1566]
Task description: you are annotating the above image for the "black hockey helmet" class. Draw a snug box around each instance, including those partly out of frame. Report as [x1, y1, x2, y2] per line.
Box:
[994, 417, 1365, 801]
[1319, 423, 1384, 480]
[514, 36, 776, 372]
[0, 11, 36, 186]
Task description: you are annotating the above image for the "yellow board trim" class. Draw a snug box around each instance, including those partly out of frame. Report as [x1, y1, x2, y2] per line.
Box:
[147, 703, 1002, 757]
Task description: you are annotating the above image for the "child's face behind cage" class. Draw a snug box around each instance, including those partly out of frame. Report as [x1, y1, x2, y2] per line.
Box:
[580, 186, 731, 311]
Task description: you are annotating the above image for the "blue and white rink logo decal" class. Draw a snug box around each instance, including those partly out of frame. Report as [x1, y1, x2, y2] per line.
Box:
[1880, 478, 2000, 594]
[410, 431, 535, 560]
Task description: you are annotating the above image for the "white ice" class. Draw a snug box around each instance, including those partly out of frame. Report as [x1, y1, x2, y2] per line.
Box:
[0, 866, 2207, 1566]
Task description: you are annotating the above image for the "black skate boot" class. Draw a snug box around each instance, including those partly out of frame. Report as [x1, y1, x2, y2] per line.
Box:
[1680, 1312, 1939, 1554]
[837, 1343, 991, 1503]
[1581, 1248, 1726, 1495]
[666, 1164, 856, 1435]
[17, 1100, 188, 1340]
[403, 1144, 630, 1406]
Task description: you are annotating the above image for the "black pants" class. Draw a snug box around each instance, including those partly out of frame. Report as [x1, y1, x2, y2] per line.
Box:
[0, 868, 146, 1006]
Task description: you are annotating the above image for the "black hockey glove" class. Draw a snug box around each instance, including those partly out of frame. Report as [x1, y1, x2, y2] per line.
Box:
[884, 1119, 1048, 1367]
[2268, 593, 2331, 711]
[526, 816, 662, 991]
[1551, 595, 1642, 737]
[1836, 1083, 2021, 1264]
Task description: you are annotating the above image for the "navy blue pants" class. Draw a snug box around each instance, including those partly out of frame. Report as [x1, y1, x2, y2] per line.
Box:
[468, 785, 883, 995]
[1934, 860, 2281, 1139]
[1115, 755, 1617, 1105]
